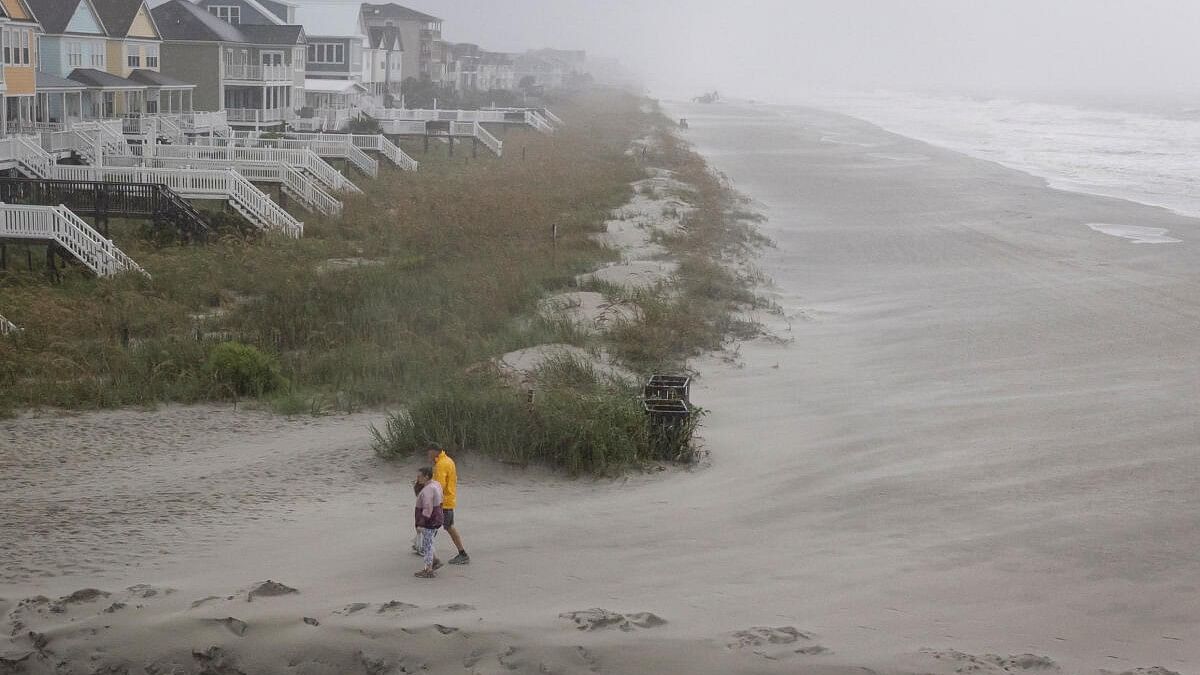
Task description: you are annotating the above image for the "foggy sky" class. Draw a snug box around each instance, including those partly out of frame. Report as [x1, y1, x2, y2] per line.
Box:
[406, 0, 1200, 100]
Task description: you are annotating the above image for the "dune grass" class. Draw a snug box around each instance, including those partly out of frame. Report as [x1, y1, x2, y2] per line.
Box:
[0, 91, 766, 473]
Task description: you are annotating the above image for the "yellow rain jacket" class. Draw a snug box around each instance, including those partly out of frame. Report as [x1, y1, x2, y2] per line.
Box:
[433, 450, 457, 510]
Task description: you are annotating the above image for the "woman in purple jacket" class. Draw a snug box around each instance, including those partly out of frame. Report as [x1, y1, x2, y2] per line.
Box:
[414, 467, 444, 578]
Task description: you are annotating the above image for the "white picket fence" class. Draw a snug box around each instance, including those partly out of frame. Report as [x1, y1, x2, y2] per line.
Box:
[0, 203, 149, 278]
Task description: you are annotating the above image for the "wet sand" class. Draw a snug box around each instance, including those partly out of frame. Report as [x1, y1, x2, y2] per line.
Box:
[2, 103, 1197, 674]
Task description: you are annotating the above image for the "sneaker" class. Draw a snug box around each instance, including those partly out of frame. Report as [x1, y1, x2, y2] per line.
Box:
[432, 558, 443, 571]
[411, 548, 424, 557]
[414, 569, 437, 579]
[448, 553, 470, 565]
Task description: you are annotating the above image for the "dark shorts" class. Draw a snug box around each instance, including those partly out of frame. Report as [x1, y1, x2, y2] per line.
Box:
[443, 509, 455, 528]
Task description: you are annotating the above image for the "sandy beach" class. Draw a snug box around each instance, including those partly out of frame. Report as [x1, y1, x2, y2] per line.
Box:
[3, 102, 1198, 674]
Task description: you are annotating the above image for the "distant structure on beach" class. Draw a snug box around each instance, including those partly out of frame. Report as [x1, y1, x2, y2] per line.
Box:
[693, 91, 721, 104]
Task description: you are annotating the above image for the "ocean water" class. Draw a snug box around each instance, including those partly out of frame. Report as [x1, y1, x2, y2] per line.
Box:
[803, 90, 1200, 220]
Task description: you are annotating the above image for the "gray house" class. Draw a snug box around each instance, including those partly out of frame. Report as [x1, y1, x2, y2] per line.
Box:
[152, 0, 306, 129]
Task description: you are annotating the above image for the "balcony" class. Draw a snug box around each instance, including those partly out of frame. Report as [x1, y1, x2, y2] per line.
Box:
[226, 108, 295, 125]
[224, 63, 296, 83]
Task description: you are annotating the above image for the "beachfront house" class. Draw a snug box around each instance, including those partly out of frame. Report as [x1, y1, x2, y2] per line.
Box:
[192, 0, 298, 26]
[80, 0, 167, 116]
[25, 0, 101, 125]
[284, 0, 381, 124]
[447, 42, 480, 94]
[477, 50, 515, 93]
[359, 2, 439, 86]
[1, 0, 42, 130]
[366, 24, 402, 105]
[152, 0, 305, 130]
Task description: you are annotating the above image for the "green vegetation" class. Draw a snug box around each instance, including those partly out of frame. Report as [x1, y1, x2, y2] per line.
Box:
[205, 341, 284, 397]
[0, 89, 767, 474]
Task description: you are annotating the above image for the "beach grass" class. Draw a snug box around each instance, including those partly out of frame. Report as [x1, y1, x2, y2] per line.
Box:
[0, 91, 764, 473]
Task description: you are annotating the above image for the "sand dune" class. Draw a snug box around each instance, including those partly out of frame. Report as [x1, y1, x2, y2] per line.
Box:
[3, 103, 1197, 673]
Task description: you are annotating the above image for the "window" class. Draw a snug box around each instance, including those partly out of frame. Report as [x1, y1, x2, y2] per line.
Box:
[3, 29, 33, 66]
[67, 42, 83, 67]
[146, 45, 159, 68]
[91, 49, 105, 67]
[127, 46, 141, 68]
[209, 5, 240, 24]
[306, 42, 343, 64]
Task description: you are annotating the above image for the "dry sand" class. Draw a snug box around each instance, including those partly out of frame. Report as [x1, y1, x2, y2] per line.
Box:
[2, 103, 1198, 674]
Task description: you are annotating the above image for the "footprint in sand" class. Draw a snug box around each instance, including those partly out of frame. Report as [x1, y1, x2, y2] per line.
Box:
[559, 608, 667, 632]
[1101, 669, 1182, 675]
[726, 626, 830, 660]
[245, 580, 298, 602]
[922, 649, 1060, 673]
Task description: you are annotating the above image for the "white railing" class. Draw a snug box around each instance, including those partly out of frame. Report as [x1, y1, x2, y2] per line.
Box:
[226, 108, 294, 124]
[52, 165, 302, 237]
[163, 142, 359, 194]
[526, 111, 554, 134]
[0, 313, 18, 336]
[289, 132, 417, 171]
[378, 119, 429, 135]
[127, 155, 341, 218]
[180, 110, 229, 135]
[74, 121, 130, 157]
[12, 135, 54, 178]
[38, 130, 78, 154]
[156, 114, 184, 143]
[224, 63, 295, 82]
[0, 203, 149, 278]
[281, 164, 342, 217]
[457, 121, 503, 156]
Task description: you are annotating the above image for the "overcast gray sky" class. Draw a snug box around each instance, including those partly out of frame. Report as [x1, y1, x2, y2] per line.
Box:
[406, 0, 1200, 100]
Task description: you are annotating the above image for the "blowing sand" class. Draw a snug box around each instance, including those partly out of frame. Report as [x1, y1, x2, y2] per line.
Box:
[3, 103, 1198, 674]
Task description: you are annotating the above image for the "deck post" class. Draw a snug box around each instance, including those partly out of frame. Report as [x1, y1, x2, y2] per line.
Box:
[424, 135, 430, 154]
[448, 135, 454, 157]
[1, 243, 6, 271]
[472, 137, 478, 158]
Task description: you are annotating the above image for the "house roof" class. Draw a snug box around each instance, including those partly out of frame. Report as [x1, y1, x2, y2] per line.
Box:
[152, 0, 245, 42]
[68, 68, 145, 89]
[237, 0, 288, 25]
[24, 0, 104, 35]
[238, 23, 305, 45]
[36, 71, 88, 91]
[303, 78, 366, 94]
[360, 3, 439, 23]
[93, 0, 152, 38]
[2, 0, 40, 24]
[367, 25, 401, 51]
[289, 1, 365, 38]
[128, 68, 195, 88]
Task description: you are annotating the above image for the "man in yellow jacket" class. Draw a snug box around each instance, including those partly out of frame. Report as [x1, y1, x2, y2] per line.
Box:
[428, 443, 470, 565]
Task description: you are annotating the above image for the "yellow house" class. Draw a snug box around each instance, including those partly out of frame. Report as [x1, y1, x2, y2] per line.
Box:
[90, 0, 162, 114]
[0, 0, 41, 128]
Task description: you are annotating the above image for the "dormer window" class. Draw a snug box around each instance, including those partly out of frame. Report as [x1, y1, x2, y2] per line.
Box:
[209, 5, 241, 24]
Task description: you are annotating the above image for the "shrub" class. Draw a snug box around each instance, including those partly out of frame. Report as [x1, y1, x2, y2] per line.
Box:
[204, 341, 283, 397]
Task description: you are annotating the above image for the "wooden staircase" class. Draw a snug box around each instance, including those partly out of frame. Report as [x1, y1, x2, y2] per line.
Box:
[122, 155, 342, 217]
[142, 143, 360, 195]
[9, 138, 302, 237]
[0, 176, 210, 243]
[0, 203, 149, 278]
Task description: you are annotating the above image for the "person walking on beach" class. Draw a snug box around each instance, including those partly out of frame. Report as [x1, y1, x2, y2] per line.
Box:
[428, 444, 470, 565]
[414, 467, 444, 578]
